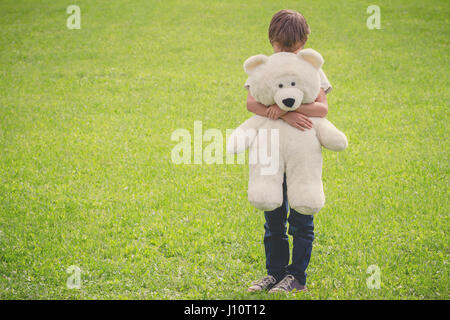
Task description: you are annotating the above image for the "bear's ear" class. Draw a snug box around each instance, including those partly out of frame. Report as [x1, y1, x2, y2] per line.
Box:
[297, 48, 324, 69]
[243, 55, 268, 75]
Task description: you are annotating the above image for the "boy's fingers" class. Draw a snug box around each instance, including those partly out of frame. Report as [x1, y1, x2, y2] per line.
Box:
[302, 120, 312, 128]
[301, 116, 313, 125]
[298, 122, 311, 130]
[297, 120, 305, 126]
[296, 114, 312, 124]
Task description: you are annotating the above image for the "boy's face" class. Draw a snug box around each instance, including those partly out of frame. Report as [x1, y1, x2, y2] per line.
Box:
[272, 42, 304, 54]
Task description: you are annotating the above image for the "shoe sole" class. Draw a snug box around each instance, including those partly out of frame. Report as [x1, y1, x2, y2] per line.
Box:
[268, 287, 308, 294]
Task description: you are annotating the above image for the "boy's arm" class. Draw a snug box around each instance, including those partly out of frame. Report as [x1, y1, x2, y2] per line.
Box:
[248, 88, 328, 120]
[246, 92, 272, 117]
[295, 88, 328, 118]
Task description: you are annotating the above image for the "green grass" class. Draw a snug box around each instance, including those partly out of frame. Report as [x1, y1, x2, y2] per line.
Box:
[0, 0, 448, 299]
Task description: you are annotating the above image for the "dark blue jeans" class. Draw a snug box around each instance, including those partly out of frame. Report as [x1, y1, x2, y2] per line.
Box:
[264, 175, 314, 285]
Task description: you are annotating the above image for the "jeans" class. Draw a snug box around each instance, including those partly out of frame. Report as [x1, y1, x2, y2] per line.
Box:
[264, 174, 315, 285]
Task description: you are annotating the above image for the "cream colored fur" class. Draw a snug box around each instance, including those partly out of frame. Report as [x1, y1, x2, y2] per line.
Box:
[227, 49, 348, 214]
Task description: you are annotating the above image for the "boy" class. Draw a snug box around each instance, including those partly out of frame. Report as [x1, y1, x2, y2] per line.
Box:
[246, 9, 332, 293]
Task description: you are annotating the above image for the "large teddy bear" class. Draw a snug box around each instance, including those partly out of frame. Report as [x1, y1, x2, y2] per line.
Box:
[227, 49, 348, 214]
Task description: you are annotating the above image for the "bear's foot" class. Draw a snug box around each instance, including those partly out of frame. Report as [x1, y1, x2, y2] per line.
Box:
[249, 200, 283, 212]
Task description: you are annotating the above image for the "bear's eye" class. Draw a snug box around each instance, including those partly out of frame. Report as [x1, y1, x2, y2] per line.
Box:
[291, 82, 296, 86]
[278, 84, 283, 88]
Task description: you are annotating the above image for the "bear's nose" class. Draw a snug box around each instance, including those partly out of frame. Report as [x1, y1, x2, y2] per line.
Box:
[282, 98, 295, 108]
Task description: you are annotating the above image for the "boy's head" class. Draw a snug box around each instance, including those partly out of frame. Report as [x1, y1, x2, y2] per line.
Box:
[269, 9, 310, 53]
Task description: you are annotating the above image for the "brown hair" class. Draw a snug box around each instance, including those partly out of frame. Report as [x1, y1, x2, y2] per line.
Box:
[268, 9, 310, 52]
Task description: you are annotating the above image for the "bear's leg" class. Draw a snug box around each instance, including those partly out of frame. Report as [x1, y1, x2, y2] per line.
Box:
[248, 164, 284, 211]
[286, 166, 325, 215]
[247, 128, 285, 211]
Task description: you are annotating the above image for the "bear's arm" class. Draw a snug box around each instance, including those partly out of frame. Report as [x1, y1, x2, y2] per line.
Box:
[314, 118, 348, 152]
[226, 115, 268, 154]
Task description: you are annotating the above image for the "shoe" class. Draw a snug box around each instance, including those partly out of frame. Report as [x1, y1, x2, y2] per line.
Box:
[268, 274, 307, 293]
[247, 275, 278, 292]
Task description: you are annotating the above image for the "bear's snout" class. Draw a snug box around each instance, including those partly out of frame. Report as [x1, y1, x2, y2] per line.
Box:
[274, 87, 303, 111]
[282, 98, 295, 108]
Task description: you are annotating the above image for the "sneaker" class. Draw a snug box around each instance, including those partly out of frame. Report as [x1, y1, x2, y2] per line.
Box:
[247, 275, 278, 292]
[268, 274, 307, 293]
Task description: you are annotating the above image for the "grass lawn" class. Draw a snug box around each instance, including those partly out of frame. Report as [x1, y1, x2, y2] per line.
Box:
[0, 0, 448, 299]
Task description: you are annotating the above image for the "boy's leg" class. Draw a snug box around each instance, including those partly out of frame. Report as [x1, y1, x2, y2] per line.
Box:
[263, 174, 289, 282]
[285, 209, 314, 286]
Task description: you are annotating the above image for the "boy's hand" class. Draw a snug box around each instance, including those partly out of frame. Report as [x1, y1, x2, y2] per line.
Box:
[266, 104, 287, 119]
[280, 112, 313, 131]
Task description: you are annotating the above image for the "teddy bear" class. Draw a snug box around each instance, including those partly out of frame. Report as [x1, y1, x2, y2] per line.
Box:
[227, 49, 348, 214]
